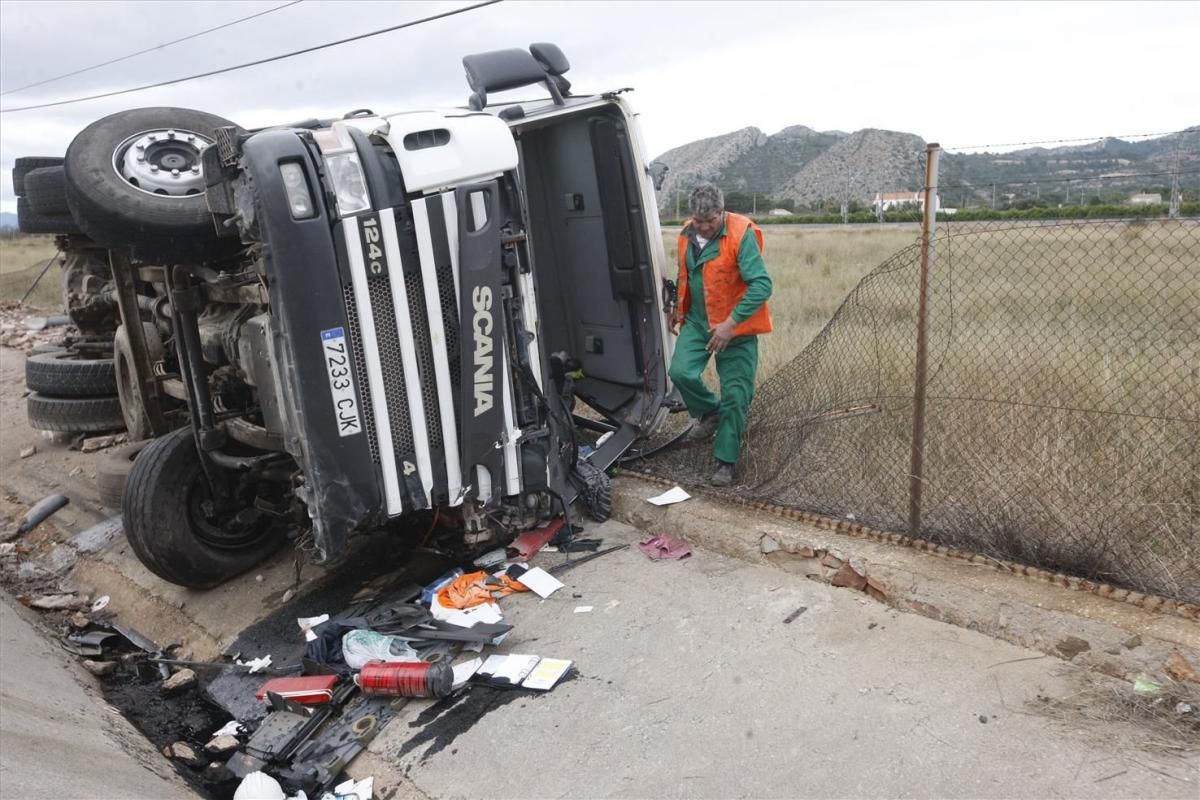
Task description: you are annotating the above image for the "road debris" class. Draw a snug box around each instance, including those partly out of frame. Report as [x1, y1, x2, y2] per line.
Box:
[81, 659, 119, 677]
[1165, 650, 1200, 684]
[206, 734, 241, 756]
[783, 606, 808, 624]
[79, 433, 127, 453]
[646, 486, 690, 506]
[162, 668, 198, 693]
[15, 493, 70, 535]
[29, 592, 88, 610]
[19, 445, 36, 459]
[638, 534, 692, 561]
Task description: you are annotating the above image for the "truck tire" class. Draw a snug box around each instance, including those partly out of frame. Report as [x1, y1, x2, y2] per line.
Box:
[25, 349, 117, 397]
[64, 107, 238, 263]
[13, 156, 64, 196]
[122, 428, 284, 588]
[24, 166, 70, 215]
[96, 441, 151, 508]
[27, 393, 124, 432]
[114, 322, 165, 441]
[17, 197, 80, 235]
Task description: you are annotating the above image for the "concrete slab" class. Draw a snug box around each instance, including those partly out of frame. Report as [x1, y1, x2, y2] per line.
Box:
[0, 596, 197, 799]
[362, 520, 1197, 799]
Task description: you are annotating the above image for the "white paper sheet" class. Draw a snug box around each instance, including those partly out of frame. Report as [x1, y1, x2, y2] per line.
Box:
[477, 654, 540, 686]
[443, 604, 502, 628]
[574, 606, 594, 613]
[646, 486, 691, 506]
[297, 613, 330, 643]
[521, 658, 573, 691]
[515, 566, 564, 598]
[452, 657, 484, 689]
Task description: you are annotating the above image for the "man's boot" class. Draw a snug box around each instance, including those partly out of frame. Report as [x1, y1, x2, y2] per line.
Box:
[687, 410, 719, 443]
[710, 461, 734, 487]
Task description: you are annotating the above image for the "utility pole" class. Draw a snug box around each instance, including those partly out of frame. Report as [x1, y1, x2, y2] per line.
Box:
[991, 183, 996, 209]
[752, 192, 757, 216]
[908, 143, 940, 539]
[675, 190, 681, 219]
[876, 188, 884, 224]
[1169, 138, 1182, 219]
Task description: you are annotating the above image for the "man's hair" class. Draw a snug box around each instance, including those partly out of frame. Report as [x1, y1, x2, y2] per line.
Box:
[688, 183, 724, 218]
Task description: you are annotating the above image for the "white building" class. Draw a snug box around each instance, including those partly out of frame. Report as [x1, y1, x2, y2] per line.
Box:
[1129, 193, 1163, 205]
[873, 190, 942, 212]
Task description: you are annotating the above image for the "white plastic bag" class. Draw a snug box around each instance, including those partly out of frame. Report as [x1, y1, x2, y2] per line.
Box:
[341, 629, 419, 670]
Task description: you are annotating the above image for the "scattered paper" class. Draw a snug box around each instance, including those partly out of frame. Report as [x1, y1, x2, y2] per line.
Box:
[477, 654, 540, 686]
[297, 614, 330, 642]
[646, 486, 690, 506]
[515, 566, 564, 598]
[212, 720, 245, 738]
[238, 655, 273, 674]
[452, 657, 484, 689]
[574, 606, 594, 614]
[444, 604, 503, 628]
[522, 658, 573, 691]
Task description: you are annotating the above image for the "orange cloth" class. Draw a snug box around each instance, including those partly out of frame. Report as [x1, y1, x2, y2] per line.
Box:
[676, 211, 773, 336]
[436, 570, 529, 610]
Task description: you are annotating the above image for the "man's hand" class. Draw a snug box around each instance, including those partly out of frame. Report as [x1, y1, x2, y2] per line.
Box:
[707, 317, 737, 353]
[670, 307, 684, 332]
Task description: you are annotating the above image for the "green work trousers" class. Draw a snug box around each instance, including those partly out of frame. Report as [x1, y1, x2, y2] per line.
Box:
[668, 320, 759, 464]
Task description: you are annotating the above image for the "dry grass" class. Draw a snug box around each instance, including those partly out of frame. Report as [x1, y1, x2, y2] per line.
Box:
[0, 236, 62, 310]
[1034, 670, 1200, 757]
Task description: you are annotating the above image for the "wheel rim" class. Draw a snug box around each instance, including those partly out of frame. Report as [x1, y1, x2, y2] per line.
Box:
[112, 128, 213, 197]
[187, 481, 271, 550]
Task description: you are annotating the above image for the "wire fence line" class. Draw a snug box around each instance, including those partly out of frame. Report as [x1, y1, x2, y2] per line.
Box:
[645, 216, 1200, 604]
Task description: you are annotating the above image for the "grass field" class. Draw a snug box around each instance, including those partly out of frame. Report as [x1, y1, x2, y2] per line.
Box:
[0, 235, 61, 308]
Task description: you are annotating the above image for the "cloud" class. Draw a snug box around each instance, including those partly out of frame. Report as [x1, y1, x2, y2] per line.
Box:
[2, 0, 1198, 212]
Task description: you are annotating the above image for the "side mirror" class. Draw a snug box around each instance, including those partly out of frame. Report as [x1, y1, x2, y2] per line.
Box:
[648, 161, 669, 192]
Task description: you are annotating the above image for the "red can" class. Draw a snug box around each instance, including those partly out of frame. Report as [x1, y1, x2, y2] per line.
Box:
[357, 661, 453, 698]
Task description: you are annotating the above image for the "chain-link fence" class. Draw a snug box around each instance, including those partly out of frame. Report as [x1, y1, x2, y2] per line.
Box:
[644, 217, 1200, 604]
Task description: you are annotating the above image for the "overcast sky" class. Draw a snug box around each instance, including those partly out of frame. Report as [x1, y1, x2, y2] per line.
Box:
[1, 0, 1197, 213]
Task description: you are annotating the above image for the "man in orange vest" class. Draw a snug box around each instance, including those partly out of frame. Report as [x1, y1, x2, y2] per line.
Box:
[669, 184, 773, 486]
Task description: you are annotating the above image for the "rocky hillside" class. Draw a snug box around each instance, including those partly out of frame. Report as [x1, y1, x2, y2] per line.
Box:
[654, 125, 1200, 211]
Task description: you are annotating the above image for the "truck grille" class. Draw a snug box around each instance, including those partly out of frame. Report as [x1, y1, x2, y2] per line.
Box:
[366, 275, 415, 456]
[403, 269, 445, 454]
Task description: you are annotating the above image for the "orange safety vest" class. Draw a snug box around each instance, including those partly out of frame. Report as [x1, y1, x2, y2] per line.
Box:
[676, 212, 772, 336]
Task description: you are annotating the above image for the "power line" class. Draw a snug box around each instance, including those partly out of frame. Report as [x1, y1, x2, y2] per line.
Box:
[937, 168, 1200, 192]
[0, 0, 502, 114]
[942, 129, 1195, 152]
[0, 1, 304, 97]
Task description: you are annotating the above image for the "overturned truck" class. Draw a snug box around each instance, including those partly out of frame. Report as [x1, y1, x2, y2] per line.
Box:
[17, 44, 675, 587]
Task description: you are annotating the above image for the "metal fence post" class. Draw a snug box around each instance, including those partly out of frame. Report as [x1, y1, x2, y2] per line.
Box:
[908, 143, 941, 537]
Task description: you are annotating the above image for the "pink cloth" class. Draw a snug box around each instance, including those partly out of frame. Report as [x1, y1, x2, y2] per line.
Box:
[637, 534, 692, 561]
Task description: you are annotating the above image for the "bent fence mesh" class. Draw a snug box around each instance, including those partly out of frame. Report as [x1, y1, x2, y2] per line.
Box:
[644, 218, 1200, 604]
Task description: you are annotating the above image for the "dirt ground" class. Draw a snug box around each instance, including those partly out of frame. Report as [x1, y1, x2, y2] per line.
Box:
[2, 336, 1198, 799]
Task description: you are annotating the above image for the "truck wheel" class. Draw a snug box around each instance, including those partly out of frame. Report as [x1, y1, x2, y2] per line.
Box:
[114, 322, 166, 441]
[25, 349, 117, 397]
[27, 393, 124, 432]
[96, 441, 150, 508]
[17, 197, 80, 235]
[24, 166, 70, 215]
[122, 428, 284, 588]
[64, 107, 238, 263]
[13, 156, 64, 196]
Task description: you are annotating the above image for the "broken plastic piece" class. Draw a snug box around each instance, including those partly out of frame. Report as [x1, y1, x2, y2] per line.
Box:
[1133, 673, 1164, 695]
[419, 568, 464, 606]
[16, 493, 70, 534]
[297, 614, 331, 642]
[341, 630, 418, 670]
[233, 770, 287, 800]
[508, 518, 565, 559]
[256, 675, 339, 704]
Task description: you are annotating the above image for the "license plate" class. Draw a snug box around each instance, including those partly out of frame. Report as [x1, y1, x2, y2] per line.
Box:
[320, 327, 362, 438]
